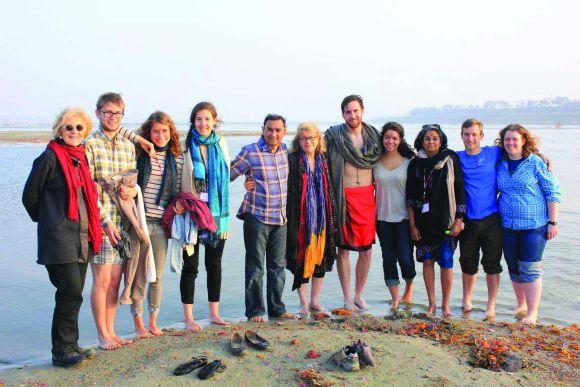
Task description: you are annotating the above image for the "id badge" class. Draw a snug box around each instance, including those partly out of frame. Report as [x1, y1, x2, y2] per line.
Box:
[422, 202, 430, 213]
[199, 192, 209, 202]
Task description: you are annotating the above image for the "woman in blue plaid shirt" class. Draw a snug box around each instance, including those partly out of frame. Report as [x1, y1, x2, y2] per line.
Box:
[496, 124, 561, 325]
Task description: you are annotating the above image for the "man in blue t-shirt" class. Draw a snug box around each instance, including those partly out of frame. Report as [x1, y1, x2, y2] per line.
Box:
[457, 119, 503, 319]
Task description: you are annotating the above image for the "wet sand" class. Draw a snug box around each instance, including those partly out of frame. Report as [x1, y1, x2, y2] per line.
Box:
[1, 313, 577, 386]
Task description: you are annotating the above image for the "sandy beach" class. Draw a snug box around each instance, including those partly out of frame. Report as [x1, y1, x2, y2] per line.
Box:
[1, 313, 577, 386]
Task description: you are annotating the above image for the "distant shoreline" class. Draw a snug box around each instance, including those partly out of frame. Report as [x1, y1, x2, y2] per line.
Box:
[0, 131, 289, 144]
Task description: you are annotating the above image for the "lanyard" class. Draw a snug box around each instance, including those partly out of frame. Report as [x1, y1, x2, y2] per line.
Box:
[423, 168, 433, 202]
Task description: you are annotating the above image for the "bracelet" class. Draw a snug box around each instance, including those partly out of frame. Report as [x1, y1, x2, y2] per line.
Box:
[548, 221, 558, 226]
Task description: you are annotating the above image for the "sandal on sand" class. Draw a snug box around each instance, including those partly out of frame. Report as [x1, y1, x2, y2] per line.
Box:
[230, 332, 247, 355]
[198, 360, 226, 380]
[173, 356, 208, 375]
[352, 339, 375, 367]
[328, 345, 360, 372]
[245, 330, 269, 350]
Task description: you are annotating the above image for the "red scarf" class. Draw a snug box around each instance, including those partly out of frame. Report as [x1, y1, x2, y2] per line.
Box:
[48, 140, 102, 253]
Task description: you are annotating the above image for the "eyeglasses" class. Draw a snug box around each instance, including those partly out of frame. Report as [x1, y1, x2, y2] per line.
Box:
[62, 124, 84, 132]
[299, 136, 318, 143]
[100, 110, 124, 118]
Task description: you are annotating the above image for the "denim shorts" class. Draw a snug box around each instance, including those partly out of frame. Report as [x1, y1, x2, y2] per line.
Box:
[416, 237, 456, 269]
[502, 225, 546, 283]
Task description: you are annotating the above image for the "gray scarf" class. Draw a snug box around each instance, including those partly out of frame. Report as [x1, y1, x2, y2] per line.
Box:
[324, 122, 381, 244]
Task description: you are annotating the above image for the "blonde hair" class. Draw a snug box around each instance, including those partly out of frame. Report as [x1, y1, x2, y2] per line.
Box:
[51, 107, 93, 139]
[290, 122, 326, 154]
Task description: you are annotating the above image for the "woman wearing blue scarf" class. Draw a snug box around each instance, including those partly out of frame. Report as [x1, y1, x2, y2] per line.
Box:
[179, 102, 231, 330]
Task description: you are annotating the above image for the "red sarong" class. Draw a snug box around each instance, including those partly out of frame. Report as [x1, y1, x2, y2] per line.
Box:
[341, 184, 376, 251]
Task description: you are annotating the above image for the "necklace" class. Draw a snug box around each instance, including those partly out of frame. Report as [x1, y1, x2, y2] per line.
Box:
[356, 167, 359, 185]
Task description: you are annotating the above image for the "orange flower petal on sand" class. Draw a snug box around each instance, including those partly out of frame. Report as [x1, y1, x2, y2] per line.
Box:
[331, 308, 352, 316]
[291, 339, 301, 345]
[313, 312, 330, 321]
[306, 350, 321, 358]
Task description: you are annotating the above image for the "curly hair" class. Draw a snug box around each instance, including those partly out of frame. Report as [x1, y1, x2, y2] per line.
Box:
[139, 111, 181, 157]
[380, 122, 416, 159]
[52, 107, 93, 139]
[290, 121, 326, 154]
[495, 124, 539, 158]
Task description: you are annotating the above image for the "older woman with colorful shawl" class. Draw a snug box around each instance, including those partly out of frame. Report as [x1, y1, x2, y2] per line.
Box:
[23, 108, 101, 367]
[286, 122, 338, 315]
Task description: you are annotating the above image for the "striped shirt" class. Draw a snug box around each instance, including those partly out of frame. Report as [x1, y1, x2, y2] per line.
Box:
[143, 151, 184, 218]
[230, 136, 288, 225]
[497, 154, 562, 230]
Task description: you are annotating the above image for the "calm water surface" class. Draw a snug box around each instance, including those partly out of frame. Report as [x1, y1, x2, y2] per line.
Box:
[0, 126, 578, 366]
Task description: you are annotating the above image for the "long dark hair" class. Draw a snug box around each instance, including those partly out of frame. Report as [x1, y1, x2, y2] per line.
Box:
[413, 124, 448, 152]
[380, 122, 415, 159]
[186, 101, 220, 145]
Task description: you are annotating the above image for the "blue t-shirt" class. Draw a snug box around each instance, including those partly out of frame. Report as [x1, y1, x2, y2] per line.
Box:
[457, 146, 502, 220]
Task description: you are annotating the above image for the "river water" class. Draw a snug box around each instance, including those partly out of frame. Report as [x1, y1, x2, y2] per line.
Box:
[1, 124, 578, 366]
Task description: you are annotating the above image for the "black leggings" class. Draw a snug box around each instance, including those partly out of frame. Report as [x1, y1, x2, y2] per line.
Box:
[180, 239, 225, 304]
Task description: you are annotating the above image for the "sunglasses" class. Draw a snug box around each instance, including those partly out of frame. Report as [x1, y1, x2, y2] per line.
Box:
[422, 124, 441, 131]
[62, 124, 84, 132]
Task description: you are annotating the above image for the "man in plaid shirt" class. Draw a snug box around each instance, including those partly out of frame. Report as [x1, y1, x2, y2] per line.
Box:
[85, 92, 136, 350]
[231, 114, 295, 322]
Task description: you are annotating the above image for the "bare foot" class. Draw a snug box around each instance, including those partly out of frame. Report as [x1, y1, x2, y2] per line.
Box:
[427, 304, 436, 315]
[462, 303, 473, 313]
[148, 325, 164, 336]
[521, 316, 537, 325]
[112, 336, 134, 345]
[442, 306, 452, 318]
[98, 337, 120, 350]
[353, 296, 368, 310]
[401, 284, 413, 303]
[135, 327, 153, 339]
[485, 303, 496, 319]
[299, 304, 309, 315]
[344, 299, 359, 312]
[209, 315, 229, 326]
[309, 302, 323, 312]
[185, 320, 202, 332]
[391, 298, 400, 311]
[249, 316, 265, 323]
[514, 304, 528, 317]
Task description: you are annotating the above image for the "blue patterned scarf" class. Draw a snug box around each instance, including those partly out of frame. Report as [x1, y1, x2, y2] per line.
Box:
[189, 130, 230, 234]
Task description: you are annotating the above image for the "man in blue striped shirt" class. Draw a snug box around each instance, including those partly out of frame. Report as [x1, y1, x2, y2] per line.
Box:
[231, 114, 295, 322]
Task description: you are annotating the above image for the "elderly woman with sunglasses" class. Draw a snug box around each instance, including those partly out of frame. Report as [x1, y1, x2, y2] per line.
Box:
[23, 108, 106, 367]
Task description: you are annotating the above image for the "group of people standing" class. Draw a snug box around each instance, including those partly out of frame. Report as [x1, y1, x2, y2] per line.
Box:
[22, 93, 561, 368]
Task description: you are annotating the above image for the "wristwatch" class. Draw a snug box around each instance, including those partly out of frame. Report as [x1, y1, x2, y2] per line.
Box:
[548, 221, 558, 226]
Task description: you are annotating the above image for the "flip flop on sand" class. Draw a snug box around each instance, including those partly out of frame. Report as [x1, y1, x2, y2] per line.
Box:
[198, 360, 226, 380]
[173, 356, 208, 376]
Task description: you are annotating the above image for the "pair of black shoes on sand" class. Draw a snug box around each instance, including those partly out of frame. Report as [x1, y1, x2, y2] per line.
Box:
[230, 330, 269, 355]
[52, 347, 97, 368]
[328, 339, 375, 372]
[174, 356, 226, 380]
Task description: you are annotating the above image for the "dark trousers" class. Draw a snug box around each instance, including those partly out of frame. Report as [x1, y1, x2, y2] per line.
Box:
[376, 220, 416, 287]
[180, 239, 225, 304]
[45, 262, 88, 356]
[243, 214, 287, 318]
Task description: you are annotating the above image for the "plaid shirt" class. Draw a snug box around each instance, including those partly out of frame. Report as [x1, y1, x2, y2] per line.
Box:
[497, 154, 561, 230]
[230, 136, 288, 225]
[85, 128, 136, 230]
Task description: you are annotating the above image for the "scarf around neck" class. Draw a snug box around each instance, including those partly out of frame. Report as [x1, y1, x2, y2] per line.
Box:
[48, 139, 102, 253]
[325, 122, 381, 242]
[417, 148, 457, 228]
[137, 143, 178, 207]
[188, 129, 230, 234]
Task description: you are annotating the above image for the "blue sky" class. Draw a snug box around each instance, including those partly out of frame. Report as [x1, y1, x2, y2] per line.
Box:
[1, 0, 578, 122]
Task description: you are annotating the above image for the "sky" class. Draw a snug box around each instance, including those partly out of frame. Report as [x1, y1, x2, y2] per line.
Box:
[1, 0, 578, 123]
